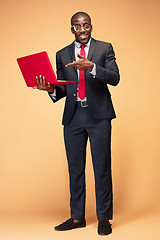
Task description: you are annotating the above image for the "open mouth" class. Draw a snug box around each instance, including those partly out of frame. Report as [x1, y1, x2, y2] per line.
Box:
[79, 34, 88, 40]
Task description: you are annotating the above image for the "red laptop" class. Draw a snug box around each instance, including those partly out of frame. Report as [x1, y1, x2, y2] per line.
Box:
[17, 51, 77, 87]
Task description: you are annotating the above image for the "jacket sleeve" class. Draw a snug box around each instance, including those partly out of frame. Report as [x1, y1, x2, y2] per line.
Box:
[96, 43, 120, 86]
[48, 52, 67, 103]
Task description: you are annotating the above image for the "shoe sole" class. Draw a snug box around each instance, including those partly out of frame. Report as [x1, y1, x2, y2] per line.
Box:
[54, 224, 86, 231]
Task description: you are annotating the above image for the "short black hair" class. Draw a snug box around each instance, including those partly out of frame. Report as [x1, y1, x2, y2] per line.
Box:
[71, 12, 91, 26]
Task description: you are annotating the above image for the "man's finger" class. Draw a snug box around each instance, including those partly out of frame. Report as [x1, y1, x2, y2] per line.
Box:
[66, 61, 77, 67]
[47, 82, 51, 89]
[77, 53, 85, 59]
[43, 76, 46, 85]
[39, 75, 43, 83]
[65, 63, 73, 67]
[36, 76, 39, 85]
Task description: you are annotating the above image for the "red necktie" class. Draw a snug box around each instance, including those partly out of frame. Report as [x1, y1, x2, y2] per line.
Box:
[78, 44, 86, 100]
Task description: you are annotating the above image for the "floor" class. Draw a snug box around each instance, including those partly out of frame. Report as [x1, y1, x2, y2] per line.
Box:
[0, 211, 159, 240]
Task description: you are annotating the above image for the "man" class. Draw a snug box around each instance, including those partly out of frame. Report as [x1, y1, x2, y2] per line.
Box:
[34, 12, 120, 235]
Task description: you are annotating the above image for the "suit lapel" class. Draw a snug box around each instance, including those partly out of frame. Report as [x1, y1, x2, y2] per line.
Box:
[69, 41, 76, 62]
[68, 41, 77, 78]
[68, 41, 78, 93]
[87, 38, 96, 61]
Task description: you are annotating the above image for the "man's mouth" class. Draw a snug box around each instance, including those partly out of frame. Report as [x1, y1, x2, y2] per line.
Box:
[79, 34, 88, 39]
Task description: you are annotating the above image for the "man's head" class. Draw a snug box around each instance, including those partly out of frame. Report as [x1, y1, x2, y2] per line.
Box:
[71, 12, 92, 44]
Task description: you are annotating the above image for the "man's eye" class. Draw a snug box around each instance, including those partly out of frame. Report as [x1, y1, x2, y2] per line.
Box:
[75, 25, 81, 29]
[84, 24, 89, 28]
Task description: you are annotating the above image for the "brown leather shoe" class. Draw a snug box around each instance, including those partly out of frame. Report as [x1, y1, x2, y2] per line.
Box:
[54, 218, 86, 231]
[98, 220, 112, 235]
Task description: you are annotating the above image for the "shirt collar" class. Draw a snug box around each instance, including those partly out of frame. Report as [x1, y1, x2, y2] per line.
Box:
[75, 37, 92, 48]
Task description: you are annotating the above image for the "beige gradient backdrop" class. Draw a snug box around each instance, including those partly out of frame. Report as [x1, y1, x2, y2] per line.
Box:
[0, 0, 160, 227]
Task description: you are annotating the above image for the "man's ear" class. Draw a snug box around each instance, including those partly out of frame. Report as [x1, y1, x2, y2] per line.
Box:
[90, 25, 93, 32]
[71, 27, 75, 34]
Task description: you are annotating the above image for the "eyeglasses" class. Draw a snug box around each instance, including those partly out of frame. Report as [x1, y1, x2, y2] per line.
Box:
[72, 23, 91, 31]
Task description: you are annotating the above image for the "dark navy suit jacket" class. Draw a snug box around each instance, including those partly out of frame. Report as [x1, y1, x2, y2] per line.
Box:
[49, 38, 120, 125]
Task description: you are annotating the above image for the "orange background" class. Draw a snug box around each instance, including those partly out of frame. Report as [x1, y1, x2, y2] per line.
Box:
[0, 0, 160, 239]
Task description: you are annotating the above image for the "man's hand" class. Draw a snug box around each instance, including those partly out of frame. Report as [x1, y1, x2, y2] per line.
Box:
[65, 53, 94, 71]
[32, 75, 55, 93]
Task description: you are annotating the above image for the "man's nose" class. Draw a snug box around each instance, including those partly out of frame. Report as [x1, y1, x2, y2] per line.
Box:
[80, 26, 85, 32]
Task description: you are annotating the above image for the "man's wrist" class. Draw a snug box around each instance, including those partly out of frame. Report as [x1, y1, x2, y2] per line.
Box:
[89, 63, 96, 78]
[88, 62, 94, 72]
[47, 86, 55, 94]
[48, 90, 54, 94]
[49, 88, 56, 100]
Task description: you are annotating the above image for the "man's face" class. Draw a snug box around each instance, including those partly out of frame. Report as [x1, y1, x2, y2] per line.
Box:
[71, 15, 92, 44]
